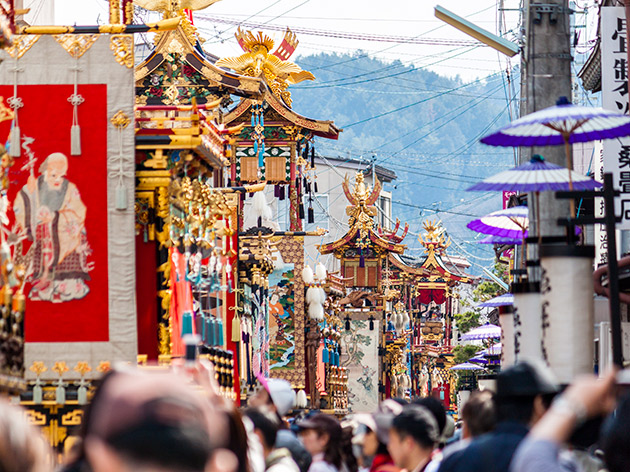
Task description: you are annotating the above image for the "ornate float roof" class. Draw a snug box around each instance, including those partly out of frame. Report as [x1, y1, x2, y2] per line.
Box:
[318, 172, 406, 256]
[135, 19, 265, 105]
[223, 91, 340, 140]
[389, 220, 471, 285]
[216, 26, 340, 139]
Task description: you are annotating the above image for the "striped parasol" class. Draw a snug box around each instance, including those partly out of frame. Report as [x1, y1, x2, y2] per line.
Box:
[449, 362, 485, 371]
[461, 323, 501, 341]
[477, 342, 502, 356]
[477, 294, 513, 307]
[467, 206, 528, 240]
[477, 234, 522, 245]
[480, 100, 630, 148]
[467, 155, 602, 192]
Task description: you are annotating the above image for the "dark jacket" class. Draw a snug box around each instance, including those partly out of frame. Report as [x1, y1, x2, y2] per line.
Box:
[437, 422, 529, 472]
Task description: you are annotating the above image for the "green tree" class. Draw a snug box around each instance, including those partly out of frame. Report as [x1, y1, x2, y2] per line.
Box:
[472, 262, 509, 303]
[453, 344, 480, 364]
[454, 310, 481, 334]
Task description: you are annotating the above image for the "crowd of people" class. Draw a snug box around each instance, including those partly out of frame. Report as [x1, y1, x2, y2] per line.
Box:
[2, 358, 630, 472]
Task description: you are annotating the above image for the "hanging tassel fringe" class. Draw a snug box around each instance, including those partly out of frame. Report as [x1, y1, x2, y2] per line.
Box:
[279, 185, 285, 200]
[9, 125, 20, 157]
[71, 124, 81, 156]
[307, 206, 314, 224]
[116, 183, 127, 210]
[299, 201, 305, 220]
[322, 347, 329, 364]
[232, 315, 241, 342]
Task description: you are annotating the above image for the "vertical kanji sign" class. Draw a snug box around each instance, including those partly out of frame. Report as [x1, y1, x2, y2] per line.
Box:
[602, 7, 630, 229]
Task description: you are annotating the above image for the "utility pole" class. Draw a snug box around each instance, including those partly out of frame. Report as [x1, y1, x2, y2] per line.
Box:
[525, 0, 573, 239]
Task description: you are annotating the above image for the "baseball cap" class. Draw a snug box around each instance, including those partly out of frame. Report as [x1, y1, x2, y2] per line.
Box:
[256, 373, 296, 416]
[496, 360, 559, 397]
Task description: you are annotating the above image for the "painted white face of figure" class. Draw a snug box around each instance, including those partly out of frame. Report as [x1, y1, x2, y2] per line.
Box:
[45, 158, 68, 190]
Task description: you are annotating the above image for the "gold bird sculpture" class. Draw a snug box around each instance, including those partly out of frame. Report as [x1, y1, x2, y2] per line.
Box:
[134, 0, 222, 12]
[215, 27, 315, 107]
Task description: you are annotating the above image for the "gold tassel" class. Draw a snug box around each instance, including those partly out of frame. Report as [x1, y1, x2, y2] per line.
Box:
[9, 125, 20, 157]
[231, 314, 241, 343]
[70, 124, 81, 155]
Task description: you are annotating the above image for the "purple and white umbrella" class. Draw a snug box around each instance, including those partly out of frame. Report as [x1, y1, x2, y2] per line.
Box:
[468, 356, 489, 365]
[467, 155, 602, 193]
[480, 100, 630, 148]
[477, 294, 513, 308]
[480, 97, 629, 195]
[477, 234, 522, 245]
[467, 206, 528, 240]
[461, 323, 502, 341]
[477, 342, 502, 356]
[449, 362, 485, 371]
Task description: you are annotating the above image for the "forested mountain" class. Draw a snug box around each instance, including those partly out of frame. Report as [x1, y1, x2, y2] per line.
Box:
[291, 52, 518, 270]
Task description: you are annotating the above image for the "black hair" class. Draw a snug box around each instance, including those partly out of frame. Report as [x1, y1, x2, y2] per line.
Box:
[413, 397, 446, 436]
[462, 391, 496, 438]
[107, 420, 211, 472]
[603, 394, 630, 472]
[376, 441, 389, 456]
[391, 405, 438, 450]
[496, 393, 554, 425]
[225, 408, 250, 472]
[244, 408, 280, 449]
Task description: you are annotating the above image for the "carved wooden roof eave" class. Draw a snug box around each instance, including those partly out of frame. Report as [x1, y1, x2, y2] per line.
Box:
[388, 252, 471, 284]
[223, 90, 341, 140]
[317, 227, 405, 257]
[317, 226, 359, 256]
[134, 26, 265, 99]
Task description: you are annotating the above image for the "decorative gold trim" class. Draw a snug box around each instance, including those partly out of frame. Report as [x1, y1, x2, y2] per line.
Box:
[0, 96, 14, 124]
[73, 362, 91, 377]
[25, 410, 47, 426]
[111, 109, 132, 129]
[53, 34, 99, 58]
[5, 35, 40, 59]
[29, 361, 47, 376]
[110, 34, 134, 68]
[61, 410, 83, 426]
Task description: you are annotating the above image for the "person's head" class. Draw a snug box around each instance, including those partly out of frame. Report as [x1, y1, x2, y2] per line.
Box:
[353, 415, 387, 458]
[298, 414, 343, 464]
[83, 368, 219, 472]
[0, 400, 50, 472]
[244, 408, 280, 456]
[388, 405, 438, 471]
[602, 393, 630, 472]
[461, 390, 496, 439]
[41, 152, 68, 189]
[495, 360, 558, 427]
[250, 375, 296, 418]
[413, 397, 446, 443]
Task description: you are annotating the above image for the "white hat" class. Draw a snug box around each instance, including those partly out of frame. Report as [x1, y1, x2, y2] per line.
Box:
[266, 379, 296, 416]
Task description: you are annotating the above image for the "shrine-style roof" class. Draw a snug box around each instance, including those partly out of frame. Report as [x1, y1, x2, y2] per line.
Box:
[389, 221, 472, 284]
[318, 172, 406, 256]
[135, 23, 265, 104]
[223, 91, 340, 140]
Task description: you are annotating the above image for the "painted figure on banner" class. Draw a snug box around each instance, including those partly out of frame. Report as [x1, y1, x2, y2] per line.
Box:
[268, 265, 295, 369]
[13, 152, 92, 302]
